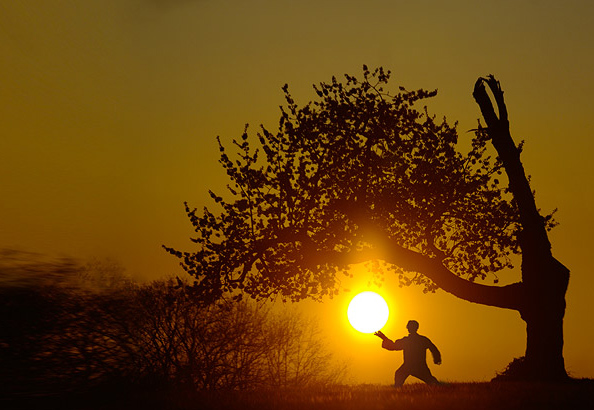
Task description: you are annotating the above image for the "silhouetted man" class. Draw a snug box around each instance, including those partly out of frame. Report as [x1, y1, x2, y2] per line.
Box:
[375, 320, 441, 386]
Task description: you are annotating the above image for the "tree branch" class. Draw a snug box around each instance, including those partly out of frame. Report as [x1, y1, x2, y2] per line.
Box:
[385, 237, 523, 310]
[302, 235, 523, 310]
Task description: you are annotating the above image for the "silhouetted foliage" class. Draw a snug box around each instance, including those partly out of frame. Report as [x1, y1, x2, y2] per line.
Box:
[166, 67, 569, 380]
[166, 67, 525, 303]
[165, 66, 557, 302]
[0, 251, 344, 398]
[0, 253, 138, 397]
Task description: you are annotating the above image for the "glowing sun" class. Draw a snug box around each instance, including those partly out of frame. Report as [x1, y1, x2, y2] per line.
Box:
[347, 291, 390, 333]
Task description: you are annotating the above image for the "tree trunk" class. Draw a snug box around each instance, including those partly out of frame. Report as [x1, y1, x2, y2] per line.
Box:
[473, 76, 570, 381]
[520, 256, 570, 380]
[524, 308, 566, 380]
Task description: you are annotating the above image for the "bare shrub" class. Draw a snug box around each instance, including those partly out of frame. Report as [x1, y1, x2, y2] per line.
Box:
[0, 251, 345, 397]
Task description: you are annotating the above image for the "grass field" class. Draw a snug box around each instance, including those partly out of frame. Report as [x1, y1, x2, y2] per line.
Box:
[6, 381, 593, 410]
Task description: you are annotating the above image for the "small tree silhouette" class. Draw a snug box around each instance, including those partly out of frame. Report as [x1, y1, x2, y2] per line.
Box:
[165, 67, 568, 381]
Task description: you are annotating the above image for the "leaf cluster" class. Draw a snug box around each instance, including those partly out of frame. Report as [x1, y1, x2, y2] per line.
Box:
[165, 66, 529, 303]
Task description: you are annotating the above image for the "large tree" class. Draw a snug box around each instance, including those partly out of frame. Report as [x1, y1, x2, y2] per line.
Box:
[165, 67, 569, 381]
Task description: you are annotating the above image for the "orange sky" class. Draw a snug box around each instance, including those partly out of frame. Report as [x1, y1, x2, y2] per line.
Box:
[1, 0, 593, 382]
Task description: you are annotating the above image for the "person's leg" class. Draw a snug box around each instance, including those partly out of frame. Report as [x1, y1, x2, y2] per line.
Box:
[411, 367, 439, 385]
[394, 365, 409, 387]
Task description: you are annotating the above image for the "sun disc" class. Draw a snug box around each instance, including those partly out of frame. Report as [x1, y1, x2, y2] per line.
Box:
[347, 291, 389, 333]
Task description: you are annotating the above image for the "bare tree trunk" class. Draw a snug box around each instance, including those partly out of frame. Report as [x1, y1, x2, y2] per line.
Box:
[473, 76, 570, 381]
[520, 256, 569, 380]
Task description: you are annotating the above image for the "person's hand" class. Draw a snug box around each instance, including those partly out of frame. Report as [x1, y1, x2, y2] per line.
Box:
[374, 331, 387, 340]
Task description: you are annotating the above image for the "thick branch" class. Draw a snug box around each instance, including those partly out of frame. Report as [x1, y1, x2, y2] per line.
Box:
[304, 202, 524, 310]
[305, 238, 523, 311]
[384, 237, 522, 310]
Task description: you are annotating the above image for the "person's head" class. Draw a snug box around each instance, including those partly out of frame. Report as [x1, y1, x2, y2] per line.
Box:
[406, 320, 419, 334]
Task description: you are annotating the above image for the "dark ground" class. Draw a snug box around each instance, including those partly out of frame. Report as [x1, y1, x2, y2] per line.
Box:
[2, 380, 593, 410]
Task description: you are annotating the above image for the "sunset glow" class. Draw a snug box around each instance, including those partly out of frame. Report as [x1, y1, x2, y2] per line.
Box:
[347, 291, 390, 333]
[1, 1, 593, 385]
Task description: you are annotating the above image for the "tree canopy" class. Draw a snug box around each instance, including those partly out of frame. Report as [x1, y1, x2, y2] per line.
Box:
[165, 66, 555, 305]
